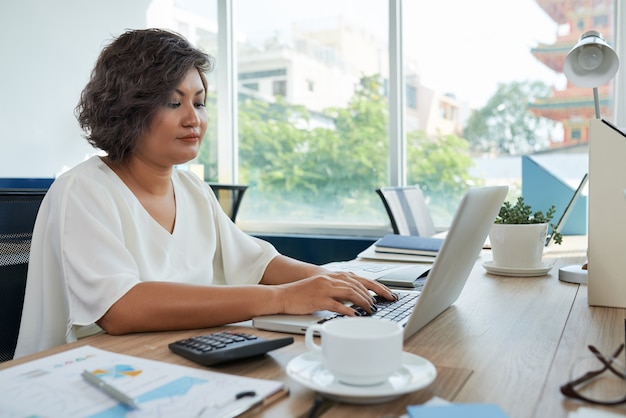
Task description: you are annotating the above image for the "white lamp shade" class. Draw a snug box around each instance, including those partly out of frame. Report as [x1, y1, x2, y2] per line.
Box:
[563, 30, 619, 88]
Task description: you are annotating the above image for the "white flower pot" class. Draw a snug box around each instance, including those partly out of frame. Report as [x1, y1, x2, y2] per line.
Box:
[489, 223, 548, 268]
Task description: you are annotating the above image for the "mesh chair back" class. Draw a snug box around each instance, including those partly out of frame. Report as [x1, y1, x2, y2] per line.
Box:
[376, 186, 436, 236]
[0, 189, 47, 361]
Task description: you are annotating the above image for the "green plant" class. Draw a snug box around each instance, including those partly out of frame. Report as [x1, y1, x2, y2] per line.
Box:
[495, 196, 562, 245]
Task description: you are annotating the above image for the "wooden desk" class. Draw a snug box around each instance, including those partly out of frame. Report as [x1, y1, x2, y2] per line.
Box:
[3, 237, 626, 417]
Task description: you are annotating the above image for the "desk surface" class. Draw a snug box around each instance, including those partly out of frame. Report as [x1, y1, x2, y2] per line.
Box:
[3, 236, 625, 418]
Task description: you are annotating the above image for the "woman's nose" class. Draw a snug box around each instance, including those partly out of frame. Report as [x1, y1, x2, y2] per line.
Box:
[182, 104, 200, 127]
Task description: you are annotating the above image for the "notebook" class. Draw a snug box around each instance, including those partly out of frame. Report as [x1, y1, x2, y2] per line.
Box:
[252, 185, 508, 340]
[374, 234, 444, 256]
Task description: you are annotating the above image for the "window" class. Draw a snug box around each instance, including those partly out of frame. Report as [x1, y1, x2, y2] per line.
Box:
[594, 14, 609, 27]
[242, 82, 259, 91]
[239, 69, 287, 79]
[403, 0, 612, 227]
[235, 0, 390, 232]
[0, 0, 618, 236]
[272, 80, 287, 97]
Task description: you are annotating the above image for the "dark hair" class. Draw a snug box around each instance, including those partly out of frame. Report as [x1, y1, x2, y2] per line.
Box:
[75, 28, 215, 163]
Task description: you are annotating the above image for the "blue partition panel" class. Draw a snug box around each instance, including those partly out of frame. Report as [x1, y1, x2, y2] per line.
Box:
[0, 178, 54, 189]
[253, 234, 376, 265]
[521, 156, 587, 235]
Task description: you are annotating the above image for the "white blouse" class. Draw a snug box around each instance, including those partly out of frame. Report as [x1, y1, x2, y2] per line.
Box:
[14, 156, 278, 358]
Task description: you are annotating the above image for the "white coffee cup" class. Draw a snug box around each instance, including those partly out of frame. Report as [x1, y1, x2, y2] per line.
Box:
[304, 317, 403, 386]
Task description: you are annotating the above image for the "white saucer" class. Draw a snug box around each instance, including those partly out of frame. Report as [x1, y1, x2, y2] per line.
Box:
[482, 260, 554, 277]
[286, 351, 437, 404]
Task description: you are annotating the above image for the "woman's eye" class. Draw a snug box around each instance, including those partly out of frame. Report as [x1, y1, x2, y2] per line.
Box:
[195, 102, 206, 108]
[168, 102, 181, 108]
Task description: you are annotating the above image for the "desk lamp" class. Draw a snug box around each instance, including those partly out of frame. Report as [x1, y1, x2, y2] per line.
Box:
[559, 31, 619, 285]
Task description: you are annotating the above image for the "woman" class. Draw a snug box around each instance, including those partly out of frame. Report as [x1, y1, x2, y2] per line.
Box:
[15, 28, 395, 358]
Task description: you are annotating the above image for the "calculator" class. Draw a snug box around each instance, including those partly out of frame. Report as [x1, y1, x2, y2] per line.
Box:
[168, 331, 294, 366]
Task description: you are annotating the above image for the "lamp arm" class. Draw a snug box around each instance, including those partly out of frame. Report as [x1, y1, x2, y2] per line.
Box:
[593, 87, 601, 119]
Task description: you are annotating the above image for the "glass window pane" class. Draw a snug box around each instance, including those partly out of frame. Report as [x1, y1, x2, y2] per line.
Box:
[403, 0, 613, 229]
[235, 0, 390, 231]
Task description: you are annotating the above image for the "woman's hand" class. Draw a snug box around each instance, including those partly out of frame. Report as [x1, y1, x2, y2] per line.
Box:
[277, 270, 397, 317]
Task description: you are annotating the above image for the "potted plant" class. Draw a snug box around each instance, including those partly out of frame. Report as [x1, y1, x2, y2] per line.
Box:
[489, 196, 562, 269]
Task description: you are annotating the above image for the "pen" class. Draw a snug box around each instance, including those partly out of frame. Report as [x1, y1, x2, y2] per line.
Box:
[81, 370, 139, 409]
[196, 390, 259, 417]
[235, 390, 256, 400]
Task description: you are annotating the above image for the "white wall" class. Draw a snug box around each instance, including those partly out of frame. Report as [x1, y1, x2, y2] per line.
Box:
[0, 0, 152, 177]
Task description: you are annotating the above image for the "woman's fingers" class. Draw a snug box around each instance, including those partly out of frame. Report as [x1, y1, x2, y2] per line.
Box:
[327, 270, 397, 301]
[281, 271, 395, 315]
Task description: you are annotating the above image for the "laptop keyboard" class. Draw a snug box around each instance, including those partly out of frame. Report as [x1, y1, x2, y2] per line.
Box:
[369, 292, 420, 321]
[317, 292, 420, 325]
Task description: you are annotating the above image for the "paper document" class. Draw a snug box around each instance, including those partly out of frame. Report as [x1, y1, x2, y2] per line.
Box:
[325, 260, 430, 288]
[0, 345, 287, 418]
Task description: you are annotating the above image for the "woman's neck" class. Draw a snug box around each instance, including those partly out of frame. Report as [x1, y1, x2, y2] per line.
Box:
[102, 156, 177, 233]
[103, 156, 173, 197]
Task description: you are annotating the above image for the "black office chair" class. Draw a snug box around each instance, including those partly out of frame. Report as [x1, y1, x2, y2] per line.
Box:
[376, 185, 437, 236]
[0, 189, 47, 362]
[207, 183, 248, 222]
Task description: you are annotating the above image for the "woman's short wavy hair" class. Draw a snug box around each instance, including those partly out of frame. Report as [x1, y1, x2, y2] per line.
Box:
[75, 28, 215, 163]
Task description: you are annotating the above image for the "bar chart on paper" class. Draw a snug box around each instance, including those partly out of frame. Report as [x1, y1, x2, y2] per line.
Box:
[0, 346, 285, 418]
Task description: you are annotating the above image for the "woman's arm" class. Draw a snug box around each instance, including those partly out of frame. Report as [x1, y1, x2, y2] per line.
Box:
[97, 281, 283, 335]
[97, 255, 397, 335]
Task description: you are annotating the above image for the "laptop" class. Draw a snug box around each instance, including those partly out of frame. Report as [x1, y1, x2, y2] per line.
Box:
[252, 185, 508, 340]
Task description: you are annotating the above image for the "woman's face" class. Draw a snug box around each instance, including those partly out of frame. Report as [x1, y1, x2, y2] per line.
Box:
[133, 68, 208, 168]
